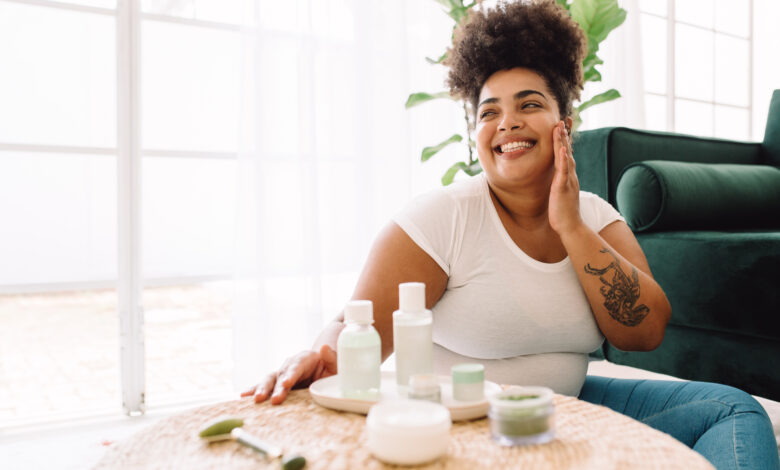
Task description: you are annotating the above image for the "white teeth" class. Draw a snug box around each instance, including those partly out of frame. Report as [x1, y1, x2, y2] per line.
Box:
[499, 140, 534, 153]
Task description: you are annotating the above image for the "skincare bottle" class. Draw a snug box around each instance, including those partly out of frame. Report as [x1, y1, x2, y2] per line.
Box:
[337, 300, 381, 399]
[393, 282, 434, 387]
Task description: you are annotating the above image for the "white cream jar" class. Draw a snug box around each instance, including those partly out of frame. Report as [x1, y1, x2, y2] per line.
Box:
[366, 399, 451, 465]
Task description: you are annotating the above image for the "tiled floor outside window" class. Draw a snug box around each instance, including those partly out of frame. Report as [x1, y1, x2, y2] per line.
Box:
[0, 282, 234, 428]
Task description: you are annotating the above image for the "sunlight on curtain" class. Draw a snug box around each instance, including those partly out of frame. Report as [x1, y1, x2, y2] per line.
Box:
[232, 0, 458, 388]
[229, 0, 645, 389]
[578, 0, 646, 130]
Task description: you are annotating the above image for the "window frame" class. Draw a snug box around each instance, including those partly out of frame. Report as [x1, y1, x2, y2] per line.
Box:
[0, 0, 249, 416]
[640, 0, 754, 138]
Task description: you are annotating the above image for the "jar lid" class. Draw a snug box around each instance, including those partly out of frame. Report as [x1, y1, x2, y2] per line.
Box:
[488, 386, 553, 411]
[409, 374, 440, 394]
[367, 400, 451, 436]
[451, 363, 484, 384]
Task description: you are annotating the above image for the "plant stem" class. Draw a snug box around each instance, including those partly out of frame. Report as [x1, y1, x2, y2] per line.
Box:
[463, 101, 474, 165]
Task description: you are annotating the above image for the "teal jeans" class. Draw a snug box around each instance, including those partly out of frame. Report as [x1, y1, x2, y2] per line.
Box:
[579, 376, 780, 470]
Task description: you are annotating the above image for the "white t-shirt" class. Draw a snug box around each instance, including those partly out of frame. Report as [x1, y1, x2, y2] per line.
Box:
[392, 174, 625, 396]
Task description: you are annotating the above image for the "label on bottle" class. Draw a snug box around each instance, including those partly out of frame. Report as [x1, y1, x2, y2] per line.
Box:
[338, 326, 381, 399]
[393, 313, 433, 387]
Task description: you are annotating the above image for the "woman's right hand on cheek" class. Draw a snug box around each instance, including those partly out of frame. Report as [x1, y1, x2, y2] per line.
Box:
[240, 344, 338, 405]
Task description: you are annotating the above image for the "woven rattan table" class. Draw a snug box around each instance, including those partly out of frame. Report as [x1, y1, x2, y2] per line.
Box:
[95, 389, 715, 469]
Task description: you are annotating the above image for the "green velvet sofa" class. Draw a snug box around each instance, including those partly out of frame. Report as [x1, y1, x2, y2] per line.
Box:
[574, 90, 780, 402]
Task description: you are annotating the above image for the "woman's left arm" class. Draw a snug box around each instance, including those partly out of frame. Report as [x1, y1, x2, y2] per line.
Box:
[549, 122, 671, 351]
[561, 220, 671, 351]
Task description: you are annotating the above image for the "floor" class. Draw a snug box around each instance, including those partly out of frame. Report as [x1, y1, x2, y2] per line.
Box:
[0, 283, 234, 428]
[0, 283, 237, 469]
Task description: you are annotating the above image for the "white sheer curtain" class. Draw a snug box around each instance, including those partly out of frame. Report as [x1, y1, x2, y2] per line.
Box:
[230, 0, 647, 389]
[232, 0, 459, 389]
[578, 0, 646, 130]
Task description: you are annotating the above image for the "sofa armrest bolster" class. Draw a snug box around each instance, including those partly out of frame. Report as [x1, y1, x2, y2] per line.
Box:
[574, 127, 764, 205]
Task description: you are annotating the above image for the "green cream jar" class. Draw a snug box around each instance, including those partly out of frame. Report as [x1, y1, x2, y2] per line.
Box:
[488, 386, 554, 446]
[451, 363, 485, 402]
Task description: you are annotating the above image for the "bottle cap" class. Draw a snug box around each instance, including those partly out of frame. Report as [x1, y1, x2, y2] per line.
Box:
[399, 282, 426, 313]
[451, 363, 484, 384]
[344, 300, 374, 324]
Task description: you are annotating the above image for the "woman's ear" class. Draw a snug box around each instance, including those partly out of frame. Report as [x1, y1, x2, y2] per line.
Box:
[564, 116, 574, 135]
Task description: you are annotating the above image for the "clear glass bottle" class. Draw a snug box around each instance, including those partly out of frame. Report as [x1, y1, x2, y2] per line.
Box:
[337, 300, 381, 399]
[393, 282, 433, 387]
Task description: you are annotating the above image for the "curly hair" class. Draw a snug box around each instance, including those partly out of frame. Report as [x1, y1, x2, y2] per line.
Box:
[445, 0, 587, 119]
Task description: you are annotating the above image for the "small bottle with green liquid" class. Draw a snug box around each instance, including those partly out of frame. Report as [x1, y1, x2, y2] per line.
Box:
[338, 300, 381, 399]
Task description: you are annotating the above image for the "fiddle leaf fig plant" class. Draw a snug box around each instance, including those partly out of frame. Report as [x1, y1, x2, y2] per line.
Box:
[406, 0, 627, 185]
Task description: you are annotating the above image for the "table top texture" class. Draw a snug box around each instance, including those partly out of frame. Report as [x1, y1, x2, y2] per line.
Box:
[94, 389, 714, 470]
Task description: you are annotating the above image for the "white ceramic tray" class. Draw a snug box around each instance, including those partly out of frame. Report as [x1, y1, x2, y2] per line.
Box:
[309, 371, 500, 421]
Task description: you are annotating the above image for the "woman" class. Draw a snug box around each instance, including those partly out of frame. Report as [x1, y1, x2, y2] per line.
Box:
[242, 2, 779, 468]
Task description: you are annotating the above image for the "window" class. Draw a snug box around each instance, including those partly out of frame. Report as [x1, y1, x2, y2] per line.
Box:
[0, 0, 122, 426]
[0, 0, 243, 424]
[638, 0, 752, 140]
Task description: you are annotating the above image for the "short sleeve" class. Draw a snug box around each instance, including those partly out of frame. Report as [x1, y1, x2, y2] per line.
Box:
[579, 191, 626, 233]
[391, 188, 460, 276]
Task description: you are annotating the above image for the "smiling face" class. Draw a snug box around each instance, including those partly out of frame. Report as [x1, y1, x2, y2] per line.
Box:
[475, 67, 568, 190]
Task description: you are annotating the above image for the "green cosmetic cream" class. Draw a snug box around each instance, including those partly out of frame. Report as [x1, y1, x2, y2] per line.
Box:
[488, 386, 554, 446]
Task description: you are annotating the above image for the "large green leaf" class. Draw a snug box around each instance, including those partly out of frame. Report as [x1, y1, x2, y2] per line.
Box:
[463, 161, 482, 176]
[425, 51, 448, 65]
[441, 160, 482, 185]
[405, 91, 452, 109]
[582, 51, 603, 71]
[434, 0, 461, 10]
[422, 134, 463, 162]
[570, 0, 626, 46]
[582, 50, 604, 82]
[577, 88, 621, 113]
[584, 67, 602, 82]
[441, 162, 468, 185]
[433, 0, 475, 24]
[447, 4, 473, 24]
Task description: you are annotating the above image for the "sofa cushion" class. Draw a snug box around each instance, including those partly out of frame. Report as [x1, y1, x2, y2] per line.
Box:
[636, 230, 780, 341]
[616, 161, 780, 232]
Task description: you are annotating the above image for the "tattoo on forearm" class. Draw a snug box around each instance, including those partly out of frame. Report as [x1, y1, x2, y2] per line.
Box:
[584, 248, 649, 327]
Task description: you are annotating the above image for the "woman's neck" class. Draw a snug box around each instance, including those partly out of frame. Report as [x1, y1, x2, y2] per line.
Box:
[487, 177, 553, 231]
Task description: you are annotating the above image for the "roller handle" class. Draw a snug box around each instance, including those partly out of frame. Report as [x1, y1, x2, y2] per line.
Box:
[230, 427, 283, 458]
